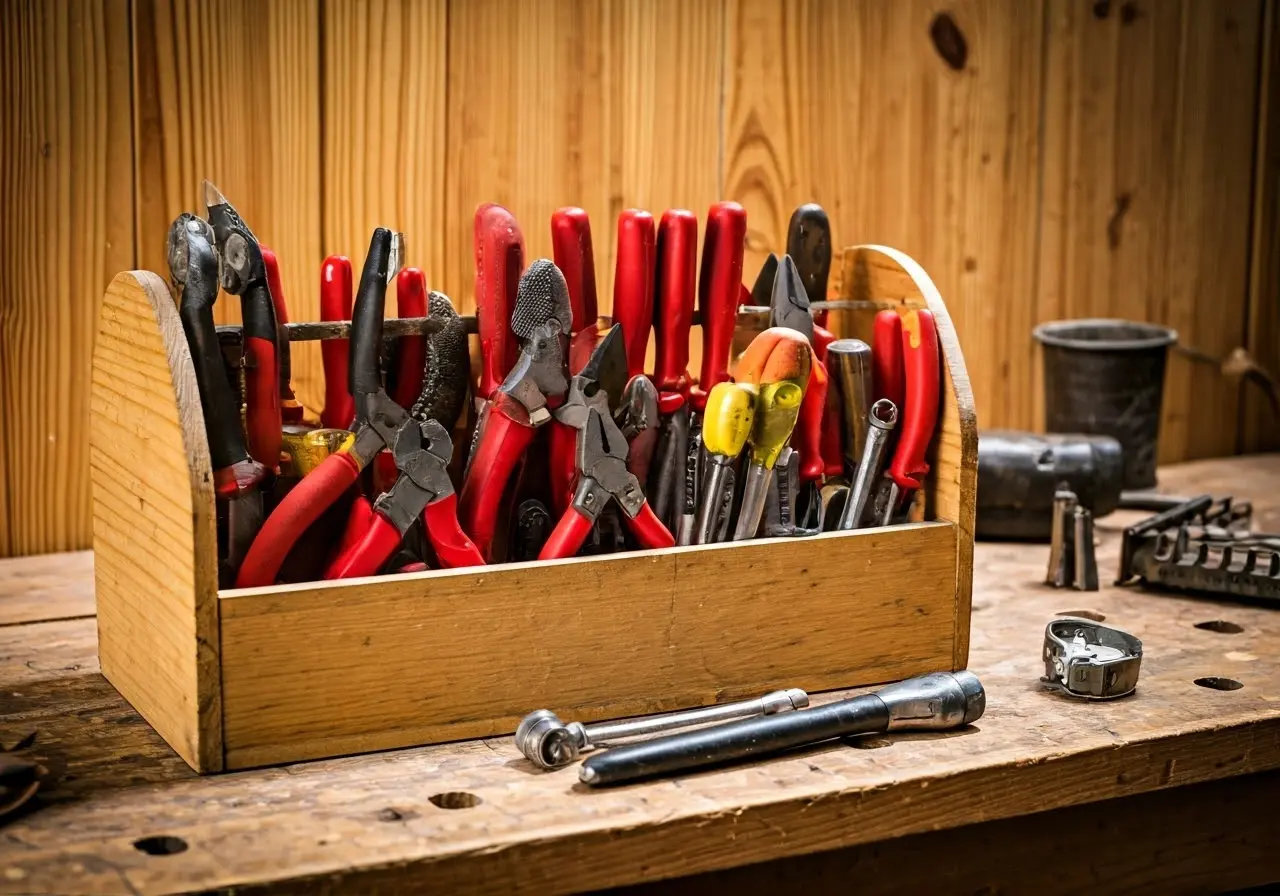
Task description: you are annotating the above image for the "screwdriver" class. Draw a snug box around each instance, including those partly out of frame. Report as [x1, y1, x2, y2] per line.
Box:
[731, 328, 812, 540]
[876, 309, 941, 524]
[693, 381, 757, 544]
[826, 339, 873, 477]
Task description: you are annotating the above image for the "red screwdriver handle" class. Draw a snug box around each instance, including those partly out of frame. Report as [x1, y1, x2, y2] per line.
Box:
[423, 494, 485, 569]
[693, 202, 746, 410]
[324, 511, 403, 580]
[474, 204, 525, 401]
[613, 209, 656, 379]
[392, 268, 428, 410]
[654, 209, 697, 403]
[552, 207, 599, 336]
[320, 256, 355, 429]
[872, 310, 906, 409]
[886, 309, 941, 492]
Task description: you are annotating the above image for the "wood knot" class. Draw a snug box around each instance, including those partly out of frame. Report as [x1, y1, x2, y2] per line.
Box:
[929, 13, 968, 71]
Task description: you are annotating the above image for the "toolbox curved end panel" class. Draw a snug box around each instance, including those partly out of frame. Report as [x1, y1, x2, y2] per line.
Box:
[90, 271, 222, 772]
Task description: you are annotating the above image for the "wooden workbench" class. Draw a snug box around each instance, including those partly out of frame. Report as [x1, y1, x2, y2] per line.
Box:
[2, 455, 1280, 895]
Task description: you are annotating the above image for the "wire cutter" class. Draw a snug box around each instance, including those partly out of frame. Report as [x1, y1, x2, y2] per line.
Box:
[539, 325, 674, 560]
[235, 228, 481, 587]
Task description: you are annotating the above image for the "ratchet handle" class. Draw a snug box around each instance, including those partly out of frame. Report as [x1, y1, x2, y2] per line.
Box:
[551, 207, 599, 335]
[693, 202, 746, 410]
[654, 209, 697, 395]
[613, 209, 656, 379]
[886, 309, 941, 493]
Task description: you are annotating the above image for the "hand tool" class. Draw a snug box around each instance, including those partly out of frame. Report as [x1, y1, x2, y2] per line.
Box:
[769, 254, 830, 483]
[280, 428, 351, 477]
[235, 228, 479, 587]
[1073, 505, 1099, 591]
[517, 688, 809, 771]
[579, 670, 986, 786]
[391, 267, 429, 411]
[459, 259, 572, 560]
[1043, 619, 1141, 699]
[510, 499, 552, 562]
[166, 213, 268, 584]
[875, 309, 941, 524]
[1046, 487, 1077, 587]
[872, 309, 906, 412]
[837, 399, 899, 530]
[205, 180, 282, 471]
[785, 203, 832, 310]
[551, 207, 599, 337]
[675, 424, 702, 546]
[764, 447, 820, 537]
[731, 328, 812, 540]
[320, 255, 356, 429]
[261, 247, 304, 425]
[826, 339, 873, 476]
[977, 431, 1125, 541]
[617, 374, 660, 483]
[693, 202, 747, 408]
[474, 203, 526, 406]
[613, 209, 656, 379]
[648, 209, 698, 531]
[693, 381, 756, 544]
[539, 325, 674, 559]
[818, 480, 849, 531]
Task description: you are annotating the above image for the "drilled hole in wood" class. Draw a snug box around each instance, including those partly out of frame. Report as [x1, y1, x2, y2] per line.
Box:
[1195, 620, 1244, 634]
[429, 791, 482, 810]
[133, 836, 188, 856]
[1056, 609, 1106, 622]
[1194, 677, 1243, 691]
[849, 737, 893, 750]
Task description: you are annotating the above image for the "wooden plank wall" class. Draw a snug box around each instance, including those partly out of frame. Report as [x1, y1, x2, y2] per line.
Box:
[0, 0, 1275, 557]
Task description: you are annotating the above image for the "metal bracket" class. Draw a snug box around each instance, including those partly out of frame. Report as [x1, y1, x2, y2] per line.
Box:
[1042, 617, 1143, 700]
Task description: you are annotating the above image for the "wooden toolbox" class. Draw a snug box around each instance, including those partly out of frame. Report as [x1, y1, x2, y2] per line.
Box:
[90, 244, 977, 773]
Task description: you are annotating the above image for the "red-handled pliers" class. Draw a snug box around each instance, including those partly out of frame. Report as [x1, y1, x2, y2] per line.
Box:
[261, 246, 304, 425]
[769, 254, 831, 483]
[874, 308, 940, 524]
[320, 256, 356, 429]
[613, 209, 656, 380]
[551, 207, 599, 338]
[458, 259, 572, 560]
[539, 325, 674, 560]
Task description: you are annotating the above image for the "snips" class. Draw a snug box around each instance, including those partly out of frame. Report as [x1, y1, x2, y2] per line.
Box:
[539, 325, 675, 560]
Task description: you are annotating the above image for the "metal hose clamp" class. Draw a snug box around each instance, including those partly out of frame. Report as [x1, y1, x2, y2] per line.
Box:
[1042, 617, 1143, 699]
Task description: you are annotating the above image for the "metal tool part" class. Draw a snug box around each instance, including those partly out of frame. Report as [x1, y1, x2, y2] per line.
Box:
[1042, 618, 1142, 699]
[676, 426, 702, 546]
[1046, 487, 1078, 587]
[694, 381, 756, 544]
[515, 688, 810, 770]
[510, 499, 552, 562]
[827, 339, 873, 474]
[838, 399, 898, 530]
[1073, 505, 1099, 591]
[764, 448, 802, 536]
[579, 671, 985, 786]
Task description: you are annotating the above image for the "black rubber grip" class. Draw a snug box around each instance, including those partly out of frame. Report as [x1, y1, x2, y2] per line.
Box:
[785, 203, 831, 304]
[351, 228, 392, 396]
[240, 282, 279, 350]
[579, 693, 890, 786]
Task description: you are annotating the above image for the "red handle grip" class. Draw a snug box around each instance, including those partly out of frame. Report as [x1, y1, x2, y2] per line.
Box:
[423, 494, 485, 569]
[538, 506, 596, 560]
[624, 500, 676, 550]
[613, 209, 656, 379]
[795, 359, 829, 483]
[654, 209, 697, 395]
[243, 335, 282, 472]
[392, 268, 428, 409]
[324, 511, 403, 580]
[872, 310, 905, 410]
[457, 401, 537, 561]
[547, 418, 578, 517]
[261, 247, 302, 425]
[886, 309, 940, 492]
[235, 450, 362, 588]
[320, 256, 355, 429]
[812, 324, 843, 478]
[336, 495, 375, 558]
[693, 202, 746, 410]
[551, 207, 599, 336]
[474, 204, 525, 401]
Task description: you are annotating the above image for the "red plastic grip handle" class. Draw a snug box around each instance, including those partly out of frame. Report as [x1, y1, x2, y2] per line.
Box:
[538, 506, 596, 560]
[336, 495, 375, 558]
[795, 359, 829, 483]
[474, 204, 525, 401]
[243, 335, 282, 472]
[424, 494, 485, 569]
[320, 256, 355, 429]
[392, 268, 428, 410]
[812, 324, 843, 478]
[654, 209, 697, 395]
[261, 247, 303, 426]
[872, 310, 905, 410]
[693, 202, 747, 410]
[547, 419, 578, 517]
[625, 500, 676, 550]
[613, 209, 656, 379]
[457, 401, 537, 560]
[235, 451, 362, 588]
[886, 309, 940, 493]
[324, 511, 403, 580]
[551, 207, 599, 336]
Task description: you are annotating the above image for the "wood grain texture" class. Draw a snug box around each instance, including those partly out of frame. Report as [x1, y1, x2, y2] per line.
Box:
[1038, 0, 1262, 463]
[132, 0, 323, 408]
[0, 0, 135, 558]
[723, 0, 1043, 434]
[220, 521, 959, 769]
[2, 453, 1280, 893]
[0, 551, 94, 626]
[90, 271, 221, 772]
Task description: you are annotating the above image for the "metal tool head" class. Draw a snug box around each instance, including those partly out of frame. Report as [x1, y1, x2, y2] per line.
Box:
[373, 417, 455, 534]
[785, 203, 832, 302]
[577, 323, 629, 405]
[1042, 619, 1142, 699]
[411, 291, 471, 432]
[617, 374, 660, 440]
[750, 253, 779, 309]
[204, 180, 266, 295]
[577, 407, 646, 517]
[515, 709, 584, 769]
[165, 213, 218, 291]
[512, 259, 573, 340]
[350, 228, 395, 400]
[769, 255, 813, 341]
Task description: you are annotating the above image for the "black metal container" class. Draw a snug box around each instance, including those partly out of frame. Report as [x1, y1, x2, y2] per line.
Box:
[1033, 319, 1176, 489]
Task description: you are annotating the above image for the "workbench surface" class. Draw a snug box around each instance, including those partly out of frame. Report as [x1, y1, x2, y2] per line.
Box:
[2, 456, 1280, 895]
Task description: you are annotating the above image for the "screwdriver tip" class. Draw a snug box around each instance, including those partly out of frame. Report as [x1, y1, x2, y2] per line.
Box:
[202, 179, 226, 208]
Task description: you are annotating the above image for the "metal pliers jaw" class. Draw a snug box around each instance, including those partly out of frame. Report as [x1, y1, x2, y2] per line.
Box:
[768, 254, 814, 342]
[495, 320, 570, 425]
[573, 409, 646, 521]
[204, 180, 267, 295]
[373, 417, 456, 534]
[165, 213, 218, 294]
[616, 375, 659, 441]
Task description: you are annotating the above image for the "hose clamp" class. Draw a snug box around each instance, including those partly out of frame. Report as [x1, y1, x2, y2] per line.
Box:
[1042, 617, 1143, 699]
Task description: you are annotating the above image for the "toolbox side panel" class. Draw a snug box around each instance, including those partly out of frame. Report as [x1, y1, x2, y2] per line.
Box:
[90, 272, 222, 772]
[218, 521, 958, 769]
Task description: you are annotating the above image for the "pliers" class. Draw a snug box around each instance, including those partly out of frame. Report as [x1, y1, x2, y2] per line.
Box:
[539, 325, 674, 559]
[235, 228, 480, 587]
[458, 259, 573, 560]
